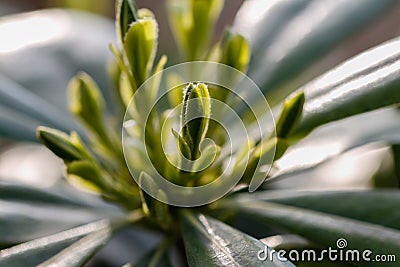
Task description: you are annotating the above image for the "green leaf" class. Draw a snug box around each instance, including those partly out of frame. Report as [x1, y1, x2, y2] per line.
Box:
[243, 137, 288, 191]
[116, 0, 138, 43]
[233, 0, 398, 105]
[37, 228, 112, 267]
[0, 181, 87, 207]
[124, 18, 158, 86]
[180, 211, 295, 267]
[0, 74, 77, 138]
[271, 107, 400, 182]
[68, 72, 110, 143]
[275, 92, 305, 139]
[37, 127, 86, 163]
[191, 143, 221, 173]
[181, 83, 211, 159]
[138, 172, 170, 227]
[167, 0, 224, 60]
[0, 106, 42, 142]
[232, 190, 400, 230]
[66, 160, 104, 192]
[0, 196, 121, 244]
[171, 128, 192, 161]
[229, 201, 400, 267]
[220, 32, 251, 73]
[0, 219, 113, 266]
[292, 37, 400, 138]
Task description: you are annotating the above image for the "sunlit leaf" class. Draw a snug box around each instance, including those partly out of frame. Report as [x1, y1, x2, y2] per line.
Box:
[124, 18, 158, 86]
[180, 211, 295, 266]
[228, 200, 400, 266]
[233, 0, 399, 105]
[292, 37, 400, 138]
[232, 190, 400, 230]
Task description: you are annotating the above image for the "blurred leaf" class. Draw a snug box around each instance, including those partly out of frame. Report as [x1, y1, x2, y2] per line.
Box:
[0, 74, 77, 139]
[220, 32, 250, 73]
[116, 0, 138, 43]
[233, 0, 399, 105]
[0, 219, 113, 266]
[66, 160, 104, 192]
[180, 211, 295, 266]
[229, 201, 400, 267]
[0, 180, 122, 244]
[167, 0, 224, 60]
[0, 181, 87, 207]
[69, 72, 111, 144]
[0, 106, 42, 141]
[292, 37, 400, 138]
[232, 190, 400, 230]
[124, 18, 158, 86]
[272, 107, 400, 181]
[37, 227, 112, 267]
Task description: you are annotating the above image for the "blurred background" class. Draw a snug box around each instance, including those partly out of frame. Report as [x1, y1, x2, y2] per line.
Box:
[0, 0, 399, 190]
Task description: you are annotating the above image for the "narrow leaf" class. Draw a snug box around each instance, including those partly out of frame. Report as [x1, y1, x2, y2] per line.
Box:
[37, 127, 83, 163]
[180, 211, 295, 267]
[230, 201, 400, 267]
[0, 219, 111, 266]
[232, 190, 400, 230]
[233, 0, 399, 105]
[291, 37, 400, 138]
[37, 228, 112, 267]
[167, 0, 224, 60]
[0, 73, 76, 136]
[0, 213, 142, 266]
[68, 72, 110, 143]
[181, 83, 211, 159]
[220, 32, 251, 73]
[124, 18, 158, 86]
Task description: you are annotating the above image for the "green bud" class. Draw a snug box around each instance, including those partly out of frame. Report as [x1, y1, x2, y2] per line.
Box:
[275, 91, 305, 138]
[181, 83, 211, 159]
[37, 126, 84, 163]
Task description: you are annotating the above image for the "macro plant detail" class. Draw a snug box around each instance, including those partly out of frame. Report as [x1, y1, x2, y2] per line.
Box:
[0, 0, 399, 266]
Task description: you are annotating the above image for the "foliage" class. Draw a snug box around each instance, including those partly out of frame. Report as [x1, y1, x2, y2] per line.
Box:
[0, 0, 400, 266]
